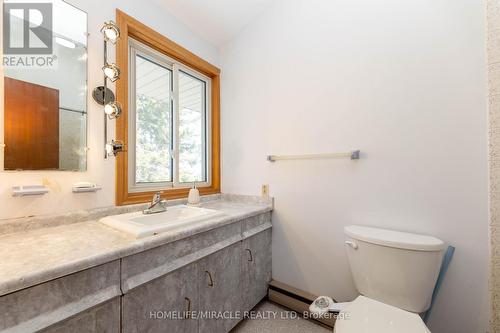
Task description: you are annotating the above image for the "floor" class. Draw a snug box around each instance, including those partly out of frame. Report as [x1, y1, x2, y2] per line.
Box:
[232, 301, 331, 333]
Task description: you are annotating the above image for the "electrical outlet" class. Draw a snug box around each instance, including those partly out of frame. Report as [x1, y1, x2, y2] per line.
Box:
[262, 184, 269, 198]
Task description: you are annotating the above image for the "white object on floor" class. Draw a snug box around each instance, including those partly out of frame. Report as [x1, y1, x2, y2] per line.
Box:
[334, 296, 430, 333]
[100, 205, 225, 238]
[309, 296, 351, 314]
[12, 185, 49, 197]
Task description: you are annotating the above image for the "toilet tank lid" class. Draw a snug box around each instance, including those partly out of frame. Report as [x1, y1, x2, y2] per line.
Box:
[344, 225, 445, 251]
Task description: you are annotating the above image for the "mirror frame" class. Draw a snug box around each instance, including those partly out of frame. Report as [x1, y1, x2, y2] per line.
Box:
[0, 0, 89, 172]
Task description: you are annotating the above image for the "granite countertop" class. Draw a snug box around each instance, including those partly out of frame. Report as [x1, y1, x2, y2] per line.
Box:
[0, 195, 272, 297]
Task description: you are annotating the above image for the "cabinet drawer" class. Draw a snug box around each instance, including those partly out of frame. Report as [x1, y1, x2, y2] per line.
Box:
[0, 261, 121, 333]
[241, 212, 271, 234]
[121, 222, 242, 292]
[40, 297, 120, 333]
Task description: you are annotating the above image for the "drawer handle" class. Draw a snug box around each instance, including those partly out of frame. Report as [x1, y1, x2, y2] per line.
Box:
[184, 297, 191, 319]
[245, 248, 253, 261]
[205, 270, 214, 287]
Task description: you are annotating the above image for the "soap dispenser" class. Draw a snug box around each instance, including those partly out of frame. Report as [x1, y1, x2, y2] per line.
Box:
[187, 182, 200, 205]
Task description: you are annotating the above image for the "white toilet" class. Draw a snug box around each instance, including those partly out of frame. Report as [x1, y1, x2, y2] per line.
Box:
[334, 225, 446, 333]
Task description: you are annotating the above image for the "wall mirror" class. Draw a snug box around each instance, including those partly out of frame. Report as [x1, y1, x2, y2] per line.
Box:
[2, 0, 88, 171]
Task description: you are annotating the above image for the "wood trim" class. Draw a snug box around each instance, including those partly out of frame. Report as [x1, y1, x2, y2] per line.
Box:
[115, 9, 221, 206]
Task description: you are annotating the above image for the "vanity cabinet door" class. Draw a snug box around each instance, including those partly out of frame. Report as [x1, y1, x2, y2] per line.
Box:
[241, 228, 272, 311]
[121, 262, 199, 333]
[0, 261, 121, 333]
[198, 242, 242, 333]
[40, 298, 120, 333]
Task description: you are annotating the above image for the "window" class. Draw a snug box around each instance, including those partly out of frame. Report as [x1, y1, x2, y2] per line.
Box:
[128, 39, 211, 192]
[115, 10, 220, 205]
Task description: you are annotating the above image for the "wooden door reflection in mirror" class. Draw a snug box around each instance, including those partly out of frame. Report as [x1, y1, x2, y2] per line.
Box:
[4, 77, 60, 170]
[2, 0, 87, 171]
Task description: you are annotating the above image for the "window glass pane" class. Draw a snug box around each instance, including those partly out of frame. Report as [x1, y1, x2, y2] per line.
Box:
[135, 54, 172, 183]
[178, 70, 206, 183]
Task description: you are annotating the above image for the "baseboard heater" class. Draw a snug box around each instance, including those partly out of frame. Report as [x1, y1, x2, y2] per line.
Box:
[267, 280, 336, 328]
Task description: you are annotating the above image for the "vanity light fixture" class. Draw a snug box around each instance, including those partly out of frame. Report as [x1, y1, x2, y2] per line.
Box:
[103, 63, 121, 82]
[93, 19, 122, 158]
[104, 101, 122, 119]
[101, 21, 120, 43]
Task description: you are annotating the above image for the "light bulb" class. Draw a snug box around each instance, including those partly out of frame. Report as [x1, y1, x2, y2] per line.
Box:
[104, 101, 122, 119]
[104, 104, 114, 115]
[103, 63, 120, 82]
[104, 29, 117, 40]
[101, 21, 120, 43]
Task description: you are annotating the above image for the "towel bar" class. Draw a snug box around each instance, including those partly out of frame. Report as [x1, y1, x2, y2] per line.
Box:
[267, 150, 360, 162]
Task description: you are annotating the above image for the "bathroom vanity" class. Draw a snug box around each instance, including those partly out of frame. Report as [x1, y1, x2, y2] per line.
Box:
[0, 195, 272, 333]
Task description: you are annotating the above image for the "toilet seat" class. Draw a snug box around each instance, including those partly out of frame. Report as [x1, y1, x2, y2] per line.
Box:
[333, 296, 431, 333]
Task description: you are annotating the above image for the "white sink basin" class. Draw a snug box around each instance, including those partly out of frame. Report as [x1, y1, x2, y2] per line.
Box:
[100, 205, 225, 238]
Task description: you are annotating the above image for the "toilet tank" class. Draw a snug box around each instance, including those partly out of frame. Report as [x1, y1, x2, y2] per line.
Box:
[344, 225, 445, 313]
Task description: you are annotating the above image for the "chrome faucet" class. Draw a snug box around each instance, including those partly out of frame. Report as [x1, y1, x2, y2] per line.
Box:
[143, 192, 167, 214]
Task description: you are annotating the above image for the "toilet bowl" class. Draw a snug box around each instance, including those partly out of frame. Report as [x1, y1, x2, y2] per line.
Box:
[312, 225, 445, 333]
[334, 296, 430, 333]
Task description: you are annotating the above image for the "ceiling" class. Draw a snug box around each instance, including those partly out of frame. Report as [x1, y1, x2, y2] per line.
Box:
[153, 0, 276, 46]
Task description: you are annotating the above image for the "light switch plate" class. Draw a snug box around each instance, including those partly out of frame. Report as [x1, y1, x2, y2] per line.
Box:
[262, 184, 269, 198]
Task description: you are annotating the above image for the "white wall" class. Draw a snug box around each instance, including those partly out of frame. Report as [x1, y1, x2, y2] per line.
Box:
[487, 0, 500, 331]
[0, 0, 218, 219]
[220, 1, 489, 332]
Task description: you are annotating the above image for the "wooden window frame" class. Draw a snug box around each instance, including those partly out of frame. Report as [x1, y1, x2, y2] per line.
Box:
[115, 9, 220, 205]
